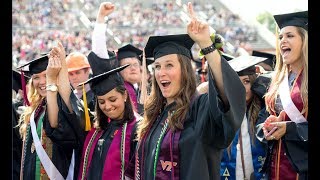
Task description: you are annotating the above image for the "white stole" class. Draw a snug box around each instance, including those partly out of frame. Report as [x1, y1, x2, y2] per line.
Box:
[30, 110, 75, 180]
[279, 72, 307, 123]
[236, 115, 254, 179]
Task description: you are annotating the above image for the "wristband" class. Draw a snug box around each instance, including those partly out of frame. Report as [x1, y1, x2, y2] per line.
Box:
[201, 44, 216, 55]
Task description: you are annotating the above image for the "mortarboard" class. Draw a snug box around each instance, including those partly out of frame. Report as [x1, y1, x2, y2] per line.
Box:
[12, 68, 30, 92]
[273, 11, 308, 31]
[144, 34, 194, 59]
[16, 55, 48, 106]
[17, 55, 49, 76]
[252, 50, 276, 70]
[87, 51, 119, 76]
[117, 44, 154, 65]
[221, 53, 235, 61]
[228, 55, 268, 76]
[117, 44, 143, 61]
[78, 64, 129, 96]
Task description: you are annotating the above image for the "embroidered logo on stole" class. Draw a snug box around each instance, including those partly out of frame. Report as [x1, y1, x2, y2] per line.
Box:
[160, 160, 177, 171]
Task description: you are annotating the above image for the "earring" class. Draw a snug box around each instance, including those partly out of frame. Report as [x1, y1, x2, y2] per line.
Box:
[124, 99, 127, 102]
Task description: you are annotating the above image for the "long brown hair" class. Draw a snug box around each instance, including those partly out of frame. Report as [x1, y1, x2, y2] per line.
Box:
[136, 54, 197, 141]
[265, 27, 308, 116]
[227, 73, 262, 158]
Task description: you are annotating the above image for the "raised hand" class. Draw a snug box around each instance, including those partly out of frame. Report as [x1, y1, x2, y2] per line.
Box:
[97, 2, 115, 23]
[47, 49, 62, 82]
[186, 2, 211, 47]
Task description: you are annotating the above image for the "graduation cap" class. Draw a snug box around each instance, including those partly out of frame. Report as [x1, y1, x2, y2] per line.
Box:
[273, 10, 308, 31]
[12, 68, 30, 92]
[78, 64, 130, 96]
[221, 53, 235, 61]
[87, 51, 119, 76]
[144, 34, 194, 59]
[145, 57, 154, 66]
[17, 55, 49, 76]
[117, 44, 143, 61]
[252, 51, 276, 70]
[228, 55, 268, 76]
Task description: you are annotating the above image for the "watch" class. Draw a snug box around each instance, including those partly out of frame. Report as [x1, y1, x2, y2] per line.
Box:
[201, 43, 216, 55]
[46, 84, 58, 92]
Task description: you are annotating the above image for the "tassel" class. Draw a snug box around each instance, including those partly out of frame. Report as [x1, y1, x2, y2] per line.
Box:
[82, 84, 91, 131]
[139, 50, 147, 104]
[20, 70, 30, 106]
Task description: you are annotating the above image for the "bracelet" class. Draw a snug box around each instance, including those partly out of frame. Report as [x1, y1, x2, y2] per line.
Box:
[201, 44, 216, 55]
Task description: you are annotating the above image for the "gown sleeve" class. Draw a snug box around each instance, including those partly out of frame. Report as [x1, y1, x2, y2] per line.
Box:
[44, 92, 87, 150]
[283, 120, 308, 172]
[192, 57, 246, 149]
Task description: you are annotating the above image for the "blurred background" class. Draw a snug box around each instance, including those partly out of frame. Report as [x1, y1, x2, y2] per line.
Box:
[12, 0, 308, 68]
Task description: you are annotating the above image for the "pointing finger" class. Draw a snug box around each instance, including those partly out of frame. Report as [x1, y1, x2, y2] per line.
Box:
[187, 2, 196, 19]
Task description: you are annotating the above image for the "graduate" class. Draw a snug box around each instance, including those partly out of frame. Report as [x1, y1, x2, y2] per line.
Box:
[125, 2, 246, 180]
[220, 55, 269, 180]
[76, 51, 141, 180]
[17, 43, 79, 179]
[256, 10, 308, 180]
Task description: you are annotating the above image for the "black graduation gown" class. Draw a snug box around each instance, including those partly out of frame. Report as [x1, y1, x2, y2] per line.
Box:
[12, 101, 22, 180]
[86, 121, 123, 180]
[256, 108, 308, 180]
[68, 92, 96, 180]
[132, 58, 246, 180]
[21, 94, 80, 179]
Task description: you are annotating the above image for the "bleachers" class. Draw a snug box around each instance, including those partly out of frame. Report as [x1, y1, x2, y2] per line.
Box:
[12, 0, 276, 67]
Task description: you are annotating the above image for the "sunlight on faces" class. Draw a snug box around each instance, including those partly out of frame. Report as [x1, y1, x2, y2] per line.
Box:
[97, 88, 127, 120]
[119, 57, 142, 84]
[279, 26, 303, 67]
[68, 68, 90, 90]
[32, 71, 47, 97]
[154, 54, 182, 104]
[239, 75, 253, 104]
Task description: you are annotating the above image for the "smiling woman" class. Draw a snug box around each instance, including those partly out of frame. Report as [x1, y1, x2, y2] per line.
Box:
[256, 10, 308, 180]
[124, 2, 247, 179]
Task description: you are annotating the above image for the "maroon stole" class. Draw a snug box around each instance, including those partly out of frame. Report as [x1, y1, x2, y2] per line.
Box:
[270, 71, 306, 179]
[155, 129, 181, 180]
[125, 81, 138, 111]
[78, 116, 136, 180]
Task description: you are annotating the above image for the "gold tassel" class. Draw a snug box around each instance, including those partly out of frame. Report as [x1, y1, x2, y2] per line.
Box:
[139, 50, 148, 104]
[82, 84, 91, 131]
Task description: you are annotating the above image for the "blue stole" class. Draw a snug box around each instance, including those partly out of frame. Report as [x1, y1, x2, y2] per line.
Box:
[220, 122, 266, 180]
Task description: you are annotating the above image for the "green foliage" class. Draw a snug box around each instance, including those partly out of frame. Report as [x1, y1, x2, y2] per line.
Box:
[256, 11, 277, 33]
[198, 33, 224, 58]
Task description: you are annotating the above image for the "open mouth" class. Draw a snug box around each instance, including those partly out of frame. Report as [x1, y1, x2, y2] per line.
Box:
[161, 80, 171, 88]
[281, 47, 291, 57]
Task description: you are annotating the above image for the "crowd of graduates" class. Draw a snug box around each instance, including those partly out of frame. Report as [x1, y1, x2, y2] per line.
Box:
[12, 1, 308, 180]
